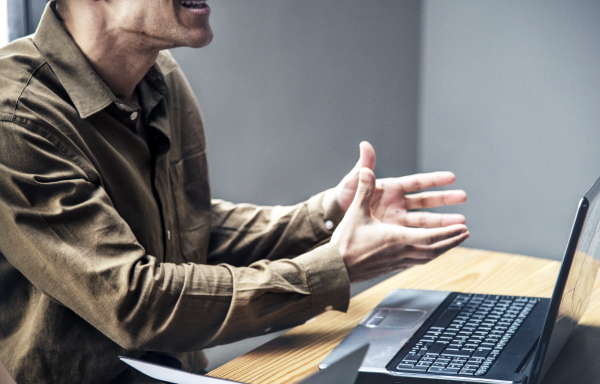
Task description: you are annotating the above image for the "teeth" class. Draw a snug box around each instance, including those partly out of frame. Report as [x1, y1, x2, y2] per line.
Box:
[180, 0, 206, 8]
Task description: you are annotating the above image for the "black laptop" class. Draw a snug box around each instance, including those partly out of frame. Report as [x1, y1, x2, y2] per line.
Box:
[320, 177, 600, 384]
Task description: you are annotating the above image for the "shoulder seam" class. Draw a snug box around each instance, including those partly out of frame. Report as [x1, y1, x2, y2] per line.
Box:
[11, 61, 48, 122]
[3, 116, 98, 183]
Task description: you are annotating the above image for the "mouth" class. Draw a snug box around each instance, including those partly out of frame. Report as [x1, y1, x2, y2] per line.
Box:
[180, 0, 208, 9]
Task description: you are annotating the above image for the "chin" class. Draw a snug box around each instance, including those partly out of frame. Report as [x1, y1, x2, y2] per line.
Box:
[186, 29, 213, 48]
[189, 36, 213, 48]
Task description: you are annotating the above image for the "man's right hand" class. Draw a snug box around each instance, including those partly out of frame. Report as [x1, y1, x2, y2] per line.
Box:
[331, 167, 470, 283]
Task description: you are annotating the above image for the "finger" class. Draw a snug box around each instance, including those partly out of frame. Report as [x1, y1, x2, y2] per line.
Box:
[348, 167, 376, 218]
[359, 141, 376, 171]
[402, 212, 466, 227]
[398, 171, 458, 193]
[405, 190, 467, 210]
[398, 224, 468, 246]
[411, 230, 470, 257]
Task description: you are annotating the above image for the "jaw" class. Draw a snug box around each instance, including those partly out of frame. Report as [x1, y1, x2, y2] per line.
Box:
[141, 0, 211, 49]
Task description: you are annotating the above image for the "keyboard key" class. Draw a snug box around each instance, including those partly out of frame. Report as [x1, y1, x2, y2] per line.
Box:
[426, 342, 447, 355]
[427, 367, 446, 373]
[402, 354, 421, 364]
[442, 349, 472, 357]
[473, 348, 491, 358]
[432, 309, 461, 329]
[396, 365, 428, 372]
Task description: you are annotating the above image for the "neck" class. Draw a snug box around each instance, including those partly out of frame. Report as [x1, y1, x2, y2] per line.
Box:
[56, 1, 159, 100]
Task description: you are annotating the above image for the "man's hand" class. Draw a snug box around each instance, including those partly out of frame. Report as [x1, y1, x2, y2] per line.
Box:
[336, 142, 467, 226]
[331, 142, 470, 283]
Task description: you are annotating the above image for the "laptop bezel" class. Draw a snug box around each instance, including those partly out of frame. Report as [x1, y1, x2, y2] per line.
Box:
[528, 177, 600, 384]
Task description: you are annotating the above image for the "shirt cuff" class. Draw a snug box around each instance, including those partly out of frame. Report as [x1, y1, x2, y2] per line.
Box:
[306, 188, 346, 241]
[296, 242, 350, 316]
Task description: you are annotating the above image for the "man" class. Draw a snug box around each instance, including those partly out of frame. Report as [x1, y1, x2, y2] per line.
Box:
[0, 1, 469, 383]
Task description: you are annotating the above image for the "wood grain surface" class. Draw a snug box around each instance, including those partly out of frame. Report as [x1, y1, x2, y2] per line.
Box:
[208, 247, 600, 383]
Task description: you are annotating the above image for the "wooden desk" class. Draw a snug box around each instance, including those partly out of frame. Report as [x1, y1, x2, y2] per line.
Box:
[209, 247, 600, 383]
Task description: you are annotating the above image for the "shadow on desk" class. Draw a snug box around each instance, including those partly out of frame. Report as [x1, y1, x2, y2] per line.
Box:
[542, 324, 600, 384]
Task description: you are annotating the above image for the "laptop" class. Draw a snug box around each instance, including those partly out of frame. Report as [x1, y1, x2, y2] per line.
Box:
[320, 177, 600, 384]
[120, 344, 368, 384]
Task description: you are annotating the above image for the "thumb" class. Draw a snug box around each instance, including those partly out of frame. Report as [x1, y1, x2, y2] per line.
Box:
[348, 167, 376, 218]
[359, 141, 376, 172]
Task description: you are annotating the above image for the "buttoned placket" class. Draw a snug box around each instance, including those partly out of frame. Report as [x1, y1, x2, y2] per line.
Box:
[115, 92, 174, 261]
[133, 79, 175, 263]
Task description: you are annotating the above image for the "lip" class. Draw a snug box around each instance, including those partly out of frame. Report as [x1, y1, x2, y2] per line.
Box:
[180, 1, 211, 16]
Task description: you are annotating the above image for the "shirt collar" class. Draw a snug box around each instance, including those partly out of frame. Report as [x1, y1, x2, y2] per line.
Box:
[32, 2, 170, 122]
[33, 2, 115, 119]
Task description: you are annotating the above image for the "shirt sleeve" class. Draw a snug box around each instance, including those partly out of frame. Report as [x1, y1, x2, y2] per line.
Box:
[208, 189, 346, 265]
[0, 119, 351, 352]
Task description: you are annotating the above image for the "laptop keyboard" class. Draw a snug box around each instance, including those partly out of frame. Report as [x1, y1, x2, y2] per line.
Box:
[393, 293, 540, 376]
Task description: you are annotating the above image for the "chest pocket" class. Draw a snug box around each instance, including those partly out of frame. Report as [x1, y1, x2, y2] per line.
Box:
[169, 151, 211, 263]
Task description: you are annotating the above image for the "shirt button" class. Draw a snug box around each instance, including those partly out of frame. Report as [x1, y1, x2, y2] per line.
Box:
[130, 111, 139, 120]
[325, 220, 334, 230]
[325, 305, 333, 312]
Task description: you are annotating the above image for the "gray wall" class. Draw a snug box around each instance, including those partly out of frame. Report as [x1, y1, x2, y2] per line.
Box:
[171, 0, 421, 206]
[174, 0, 600, 264]
[171, 0, 421, 369]
[420, 0, 600, 260]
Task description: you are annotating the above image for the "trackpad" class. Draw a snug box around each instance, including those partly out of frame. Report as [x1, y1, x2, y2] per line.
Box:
[365, 308, 427, 329]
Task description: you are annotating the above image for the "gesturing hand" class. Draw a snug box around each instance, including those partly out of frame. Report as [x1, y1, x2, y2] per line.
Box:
[336, 142, 467, 227]
[331, 143, 470, 283]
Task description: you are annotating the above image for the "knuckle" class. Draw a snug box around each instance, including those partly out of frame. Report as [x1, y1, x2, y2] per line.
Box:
[412, 180, 423, 191]
[423, 234, 436, 246]
[418, 212, 428, 227]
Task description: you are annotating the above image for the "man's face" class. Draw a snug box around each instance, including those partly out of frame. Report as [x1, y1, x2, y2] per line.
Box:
[109, 0, 213, 49]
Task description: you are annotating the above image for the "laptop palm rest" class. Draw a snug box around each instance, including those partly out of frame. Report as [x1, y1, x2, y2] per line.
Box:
[320, 290, 451, 373]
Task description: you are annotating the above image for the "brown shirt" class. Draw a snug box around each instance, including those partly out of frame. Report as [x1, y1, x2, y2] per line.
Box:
[0, 3, 350, 383]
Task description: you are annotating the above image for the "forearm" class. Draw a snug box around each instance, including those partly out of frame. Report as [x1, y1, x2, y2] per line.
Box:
[208, 188, 345, 266]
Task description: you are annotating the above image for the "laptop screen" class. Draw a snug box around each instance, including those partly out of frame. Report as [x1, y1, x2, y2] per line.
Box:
[533, 178, 600, 382]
